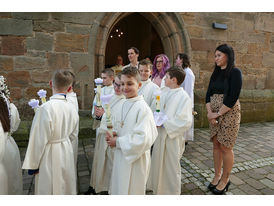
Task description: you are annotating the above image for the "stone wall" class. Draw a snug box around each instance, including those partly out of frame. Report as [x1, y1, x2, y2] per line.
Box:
[180, 12, 274, 127]
[1, 12, 274, 126]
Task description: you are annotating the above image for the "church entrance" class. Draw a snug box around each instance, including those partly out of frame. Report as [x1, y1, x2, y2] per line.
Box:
[105, 13, 164, 68]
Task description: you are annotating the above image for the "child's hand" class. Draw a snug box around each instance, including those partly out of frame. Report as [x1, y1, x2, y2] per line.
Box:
[106, 131, 117, 148]
[95, 106, 104, 117]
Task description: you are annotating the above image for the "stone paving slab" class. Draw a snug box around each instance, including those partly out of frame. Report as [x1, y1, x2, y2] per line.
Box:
[20, 122, 274, 195]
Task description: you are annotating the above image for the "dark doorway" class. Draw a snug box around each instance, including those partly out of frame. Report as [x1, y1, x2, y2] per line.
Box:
[105, 13, 164, 68]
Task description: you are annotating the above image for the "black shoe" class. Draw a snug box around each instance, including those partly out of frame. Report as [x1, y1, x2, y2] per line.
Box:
[84, 186, 97, 195]
[207, 182, 218, 191]
[212, 180, 231, 195]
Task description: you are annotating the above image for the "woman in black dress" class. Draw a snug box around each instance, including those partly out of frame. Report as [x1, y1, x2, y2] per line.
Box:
[206, 44, 242, 194]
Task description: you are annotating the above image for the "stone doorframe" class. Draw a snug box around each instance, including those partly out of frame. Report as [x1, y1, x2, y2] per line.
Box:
[84, 12, 191, 109]
[88, 12, 191, 78]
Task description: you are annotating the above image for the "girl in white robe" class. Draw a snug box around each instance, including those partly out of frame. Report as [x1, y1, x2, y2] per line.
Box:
[147, 67, 192, 195]
[89, 75, 125, 194]
[3, 103, 23, 195]
[0, 122, 8, 195]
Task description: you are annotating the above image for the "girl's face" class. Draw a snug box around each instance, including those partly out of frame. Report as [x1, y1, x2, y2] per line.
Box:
[175, 56, 183, 66]
[215, 50, 228, 69]
[156, 56, 164, 72]
[113, 77, 122, 95]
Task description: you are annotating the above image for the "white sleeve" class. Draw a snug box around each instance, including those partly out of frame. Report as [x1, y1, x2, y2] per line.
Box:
[22, 107, 51, 169]
[183, 70, 195, 108]
[10, 103, 21, 134]
[0, 123, 7, 162]
[164, 94, 192, 139]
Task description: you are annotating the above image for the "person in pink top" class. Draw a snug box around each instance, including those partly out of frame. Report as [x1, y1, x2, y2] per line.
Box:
[151, 54, 170, 87]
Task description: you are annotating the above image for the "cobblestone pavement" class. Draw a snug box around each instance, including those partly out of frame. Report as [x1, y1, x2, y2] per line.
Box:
[20, 122, 274, 195]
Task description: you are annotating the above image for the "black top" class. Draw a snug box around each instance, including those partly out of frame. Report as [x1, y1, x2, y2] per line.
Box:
[206, 67, 242, 108]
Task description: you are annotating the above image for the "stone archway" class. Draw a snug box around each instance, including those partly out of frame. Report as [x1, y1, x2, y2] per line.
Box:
[85, 12, 191, 109]
[92, 12, 191, 77]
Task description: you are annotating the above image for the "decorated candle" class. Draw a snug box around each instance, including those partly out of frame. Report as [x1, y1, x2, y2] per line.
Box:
[94, 78, 103, 107]
[37, 89, 47, 104]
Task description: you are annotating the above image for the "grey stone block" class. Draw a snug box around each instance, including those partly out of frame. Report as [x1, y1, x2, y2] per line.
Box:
[12, 12, 48, 20]
[26, 32, 54, 51]
[0, 19, 32, 36]
[66, 24, 91, 34]
[14, 56, 47, 70]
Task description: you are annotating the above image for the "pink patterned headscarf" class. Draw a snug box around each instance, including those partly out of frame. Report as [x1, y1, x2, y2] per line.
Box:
[152, 54, 170, 79]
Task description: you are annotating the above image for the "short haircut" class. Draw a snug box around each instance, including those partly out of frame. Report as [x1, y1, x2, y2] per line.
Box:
[121, 66, 141, 83]
[102, 68, 114, 77]
[115, 72, 122, 80]
[166, 66, 186, 85]
[52, 69, 74, 90]
[138, 59, 152, 70]
[68, 70, 76, 89]
[129, 47, 139, 55]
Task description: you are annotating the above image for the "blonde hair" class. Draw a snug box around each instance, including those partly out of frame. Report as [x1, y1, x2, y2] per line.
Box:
[52, 69, 74, 90]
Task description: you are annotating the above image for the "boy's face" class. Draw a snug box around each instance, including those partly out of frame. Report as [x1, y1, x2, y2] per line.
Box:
[139, 65, 151, 81]
[114, 77, 122, 95]
[101, 73, 114, 86]
[164, 73, 177, 88]
[121, 75, 141, 98]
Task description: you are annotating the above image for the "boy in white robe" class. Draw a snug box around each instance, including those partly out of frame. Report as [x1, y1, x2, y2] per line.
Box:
[106, 67, 158, 195]
[138, 59, 160, 110]
[147, 66, 192, 195]
[91, 68, 115, 129]
[85, 68, 115, 195]
[88, 74, 125, 194]
[22, 70, 79, 195]
[66, 71, 79, 170]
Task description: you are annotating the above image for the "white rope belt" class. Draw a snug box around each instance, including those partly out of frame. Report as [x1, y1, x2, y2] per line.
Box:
[48, 138, 68, 144]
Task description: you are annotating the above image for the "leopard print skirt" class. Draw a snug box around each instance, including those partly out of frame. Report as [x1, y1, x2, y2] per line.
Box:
[209, 94, 241, 149]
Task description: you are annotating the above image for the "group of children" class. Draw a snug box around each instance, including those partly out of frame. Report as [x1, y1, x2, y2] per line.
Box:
[0, 58, 193, 195]
[87, 60, 192, 195]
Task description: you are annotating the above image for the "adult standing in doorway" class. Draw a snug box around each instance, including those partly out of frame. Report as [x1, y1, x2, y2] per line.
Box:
[151, 54, 170, 88]
[122, 47, 139, 70]
[206, 44, 242, 195]
[175, 53, 195, 143]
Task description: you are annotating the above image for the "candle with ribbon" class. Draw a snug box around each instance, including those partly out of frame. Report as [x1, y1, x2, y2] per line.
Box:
[101, 94, 114, 137]
[28, 99, 40, 112]
[37, 89, 47, 104]
[94, 78, 103, 107]
[154, 90, 161, 112]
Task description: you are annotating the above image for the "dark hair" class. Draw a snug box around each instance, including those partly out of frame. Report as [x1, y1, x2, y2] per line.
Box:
[52, 69, 74, 90]
[102, 68, 114, 77]
[211, 44, 235, 81]
[138, 59, 152, 70]
[121, 66, 141, 83]
[129, 47, 139, 55]
[0, 96, 10, 132]
[166, 66, 186, 85]
[176, 53, 191, 69]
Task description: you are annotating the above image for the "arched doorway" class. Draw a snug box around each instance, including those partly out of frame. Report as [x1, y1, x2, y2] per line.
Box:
[105, 13, 164, 68]
[90, 12, 191, 79]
